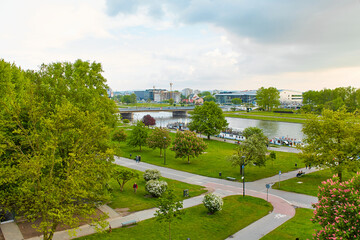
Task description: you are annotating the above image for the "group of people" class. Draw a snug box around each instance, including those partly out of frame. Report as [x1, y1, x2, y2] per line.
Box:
[296, 170, 305, 177]
[130, 154, 141, 163]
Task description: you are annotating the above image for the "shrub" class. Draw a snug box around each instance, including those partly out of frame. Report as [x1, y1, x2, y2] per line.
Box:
[112, 128, 127, 142]
[145, 180, 168, 197]
[123, 119, 130, 124]
[143, 169, 161, 181]
[202, 193, 223, 214]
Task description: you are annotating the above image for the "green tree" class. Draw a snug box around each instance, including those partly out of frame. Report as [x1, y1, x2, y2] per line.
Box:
[228, 132, 268, 175]
[155, 189, 184, 240]
[0, 60, 116, 240]
[231, 98, 242, 105]
[127, 121, 148, 151]
[312, 173, 360, 239]
[113, 168, 139, 192]
[169, 98, 174, 105]
[242, 127, 265, 139]
[122, 93, 137, 104]
[203, 95, 216, 102]
[112, 128, 127, 142]
[189, 101, 228, 140]
[147, 127, 171, 156]
[198, 91, 211, 97]
[300, 108, 360, 181]
[171, 130, 207, 164]
[256, 87, 280, 111]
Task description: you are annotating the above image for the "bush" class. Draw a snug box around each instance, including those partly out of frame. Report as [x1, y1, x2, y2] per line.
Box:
[112, 128, 127, 142]
[123, 119, 130, 124]
[143, 169, 162, 181]
[145, 180, 168, 197]
[202, 193, 223, 214]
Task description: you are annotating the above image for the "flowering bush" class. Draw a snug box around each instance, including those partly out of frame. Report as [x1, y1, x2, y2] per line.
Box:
[312, 173, 360, 239]
[143, 169, 162, 182]
[145, 180, 168, 197]
[202, 193, 223, 213]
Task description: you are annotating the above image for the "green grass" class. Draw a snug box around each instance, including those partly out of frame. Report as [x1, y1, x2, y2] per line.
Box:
[261, 208, 320, 240]
[76, 195, 273, 240]
[272, 169, 355, 196]
[224, 112, 306, 124]
[108, 165, 207, 212]
[116, 132, 304, 182]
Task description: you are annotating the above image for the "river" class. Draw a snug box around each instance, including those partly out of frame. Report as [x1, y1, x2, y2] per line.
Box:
[132, 112, 304, 140]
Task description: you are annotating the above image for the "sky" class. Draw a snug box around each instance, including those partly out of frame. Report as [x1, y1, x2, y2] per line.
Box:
[1, 0, 360, 92]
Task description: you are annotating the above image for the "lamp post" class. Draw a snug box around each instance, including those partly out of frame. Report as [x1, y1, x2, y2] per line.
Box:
[163, 137, 167, 165]
[242, 156, 245, 197]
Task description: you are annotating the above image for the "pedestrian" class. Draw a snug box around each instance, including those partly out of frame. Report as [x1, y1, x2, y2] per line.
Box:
[309, 164, 311, 169]
[139, 155, 141, 162]
[130, 153, 132, 159]
[133, 182, 138, 193]
[136, 155, 139, 163]
[305, 164, 307, 169]
[295, 163, 297, 167]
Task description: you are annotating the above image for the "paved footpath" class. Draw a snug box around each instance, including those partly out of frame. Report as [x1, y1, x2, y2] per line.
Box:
[4, 157, 318, 240]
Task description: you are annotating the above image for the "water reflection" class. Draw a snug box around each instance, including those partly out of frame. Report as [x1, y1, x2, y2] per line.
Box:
[132, 112, 304, 140]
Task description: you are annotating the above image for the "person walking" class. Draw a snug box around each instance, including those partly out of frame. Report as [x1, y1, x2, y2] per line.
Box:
[135, 155, 139, 163]
[138, 155, 141, 162]
[133, 182, 138, 193]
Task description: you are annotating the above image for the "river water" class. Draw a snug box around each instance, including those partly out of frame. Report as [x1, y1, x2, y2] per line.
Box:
[132, 112, 304, 140]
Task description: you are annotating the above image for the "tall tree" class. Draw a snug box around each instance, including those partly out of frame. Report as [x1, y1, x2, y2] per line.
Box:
[113, 168, 139, 192]
[127, 121, 148, 151]
[300, 108, 360, 181]
[171, 130, 207, 164]
[256, 87, 280, 111]
[0, 60, 116, 240]
[228, 131, 268, 175]
[147, 127, 171, 156]
[231, 98, 242, 105]
[189, 101, 228, 140]
[242, 127, 265, 139]
[203, 95, 216, 102]
[142, 114, 156, 127]
[155, 189, 184, 240]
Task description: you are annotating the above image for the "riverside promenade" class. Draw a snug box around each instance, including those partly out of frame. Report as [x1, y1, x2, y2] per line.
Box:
[1, 157, 318, 240]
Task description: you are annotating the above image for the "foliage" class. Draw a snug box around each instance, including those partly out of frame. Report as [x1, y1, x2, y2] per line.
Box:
[300, 108, 360, 181]
[202, 193, 223, 214]
[231, 98, 242, 105]
[127, 121, 148, 151]
[113, 168, 139, 192]
[145, 180, 168, 197]
[155, 189, 184, 240]
[302, 87, 360, 112]
[198, 91, 211, 97]
[203, 95, 216, 102]
[122, 93, 137, 104]
[256, 87, 280, 111]
[147, 127, 171, 156]
[143, 169, 162, 181]
[142, 114, 156, 127]
[311, 173, 360, 239]
[123, 119, 130, 124]
[189, 101, 228, 139]
[169, 98, 174, 105]
[0, 59, 116, 240]
[112, 128, 127, 142]
[228, 129, 268, 175]
[171, 130, 207, 164]
[242, 127, 265, 139]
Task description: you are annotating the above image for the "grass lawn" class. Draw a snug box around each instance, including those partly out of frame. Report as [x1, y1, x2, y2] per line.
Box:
[224, 112, 306, 124]
[272, 168, 355, 196]
[108, 165, 207, 212]
[261, 208, 320, 240]
[76, 195, 273, 240]
[115, 132, 304, 182]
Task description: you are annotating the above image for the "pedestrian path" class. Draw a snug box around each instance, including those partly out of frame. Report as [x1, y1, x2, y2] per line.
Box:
[0, 222, 24, 240]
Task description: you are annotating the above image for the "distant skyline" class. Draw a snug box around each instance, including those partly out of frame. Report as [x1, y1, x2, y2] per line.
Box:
[1, 0, 360, 92]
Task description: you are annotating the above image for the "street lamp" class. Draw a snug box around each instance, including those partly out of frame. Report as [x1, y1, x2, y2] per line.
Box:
[163, 137, 167, 165]
[242, 156, 245, 197]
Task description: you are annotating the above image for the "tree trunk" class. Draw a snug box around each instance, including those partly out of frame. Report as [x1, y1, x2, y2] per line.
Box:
[338, 171, 343, 182]
[188, 156, 190, 164]
[207, 135, 210, 140]
[139, 145, 141, 151]
[160, 148, 162, 157]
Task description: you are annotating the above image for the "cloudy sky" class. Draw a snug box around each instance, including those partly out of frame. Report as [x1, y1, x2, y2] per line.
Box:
[1, 0, 360, 92]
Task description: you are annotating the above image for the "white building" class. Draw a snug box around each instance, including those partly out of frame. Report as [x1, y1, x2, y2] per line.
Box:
[279, 90, 303, 105]
[181, 88, 193, 97]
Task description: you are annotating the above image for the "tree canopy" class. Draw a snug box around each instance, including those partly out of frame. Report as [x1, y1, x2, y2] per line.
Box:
[127, 121, 148, 151]
[171, 130, 207, 164]
[0, 59, 117, 240]
[147, 127, 171, 156]
[188, 101, 228, 139]
[256, 87, 280, 111]
[142, 114, 156, 127]
[231, 98, 242, 105]
[300, 108, 360, 181]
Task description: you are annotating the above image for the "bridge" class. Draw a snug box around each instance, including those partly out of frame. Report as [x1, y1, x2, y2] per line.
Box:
[118, 106, 195, 120]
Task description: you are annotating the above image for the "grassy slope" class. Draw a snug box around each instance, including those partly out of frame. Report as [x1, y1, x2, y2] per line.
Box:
[108, 165, 207, 212]
[115, 132, 303, 182]
[76, 195, 272, 240]
[261, 208, 320, 240]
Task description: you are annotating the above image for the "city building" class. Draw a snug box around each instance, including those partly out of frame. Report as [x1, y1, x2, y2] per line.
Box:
[181, 88, 193, 97]
[279, 90, 303, 105]
[215, 90, 257, 105]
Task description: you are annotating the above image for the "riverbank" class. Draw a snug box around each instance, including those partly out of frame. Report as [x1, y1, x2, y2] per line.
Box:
[224, 111, 307, 124]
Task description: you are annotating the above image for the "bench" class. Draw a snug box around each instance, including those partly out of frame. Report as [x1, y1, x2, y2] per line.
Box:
[122, 220, 137, 227]
[226, 177, 236, 181]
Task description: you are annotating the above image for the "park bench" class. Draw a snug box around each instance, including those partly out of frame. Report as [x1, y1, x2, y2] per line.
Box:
[226, 177, 236, 181]
[122, 220, 137, 227]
